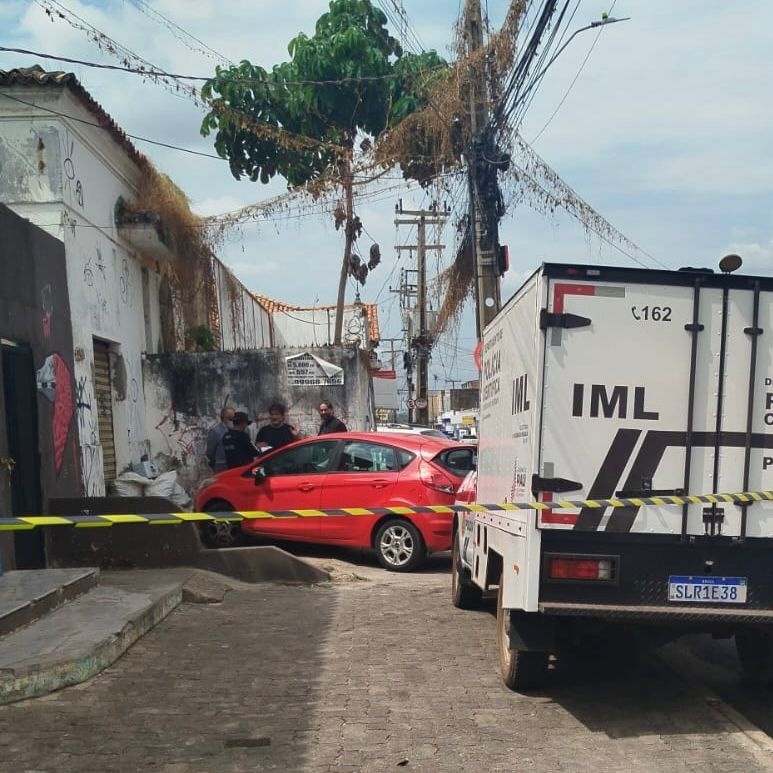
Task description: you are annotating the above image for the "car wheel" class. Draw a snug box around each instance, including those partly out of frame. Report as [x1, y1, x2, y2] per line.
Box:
[198, 499, 243, 549]
[451, 531, 482, 609]
[736, 626, 773, 685]
[497, 573, 548, 691]
[374, 519, 426, 572]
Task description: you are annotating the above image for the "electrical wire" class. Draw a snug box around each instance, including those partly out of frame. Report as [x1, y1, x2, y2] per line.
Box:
[528, 0, 618, 144]
[0, 92, 226, 159]
[122, 0, 232, 66]
[0, 46, 449, 86]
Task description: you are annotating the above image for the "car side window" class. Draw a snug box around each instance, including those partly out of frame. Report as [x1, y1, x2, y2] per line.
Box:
[337, 441, 398, 473]
[435, 447, 477, 476]
[262, 440, 338, 476]
[397, 449, 415, 470]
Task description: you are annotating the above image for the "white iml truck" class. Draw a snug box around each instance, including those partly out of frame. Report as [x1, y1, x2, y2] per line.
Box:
[452, 260, 773, 690]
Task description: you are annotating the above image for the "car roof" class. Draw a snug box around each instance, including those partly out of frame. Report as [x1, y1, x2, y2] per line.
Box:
[377, 427, 450, 438]
[308, 430, 463, 449]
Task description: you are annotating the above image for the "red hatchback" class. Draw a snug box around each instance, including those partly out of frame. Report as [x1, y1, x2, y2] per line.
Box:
[194, 432, 476, 571]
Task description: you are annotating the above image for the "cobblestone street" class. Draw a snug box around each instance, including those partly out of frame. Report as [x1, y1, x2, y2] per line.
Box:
[2, 560, 772, 773]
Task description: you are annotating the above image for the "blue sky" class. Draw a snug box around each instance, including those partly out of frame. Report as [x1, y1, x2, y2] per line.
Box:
[2, 1, 772, 387]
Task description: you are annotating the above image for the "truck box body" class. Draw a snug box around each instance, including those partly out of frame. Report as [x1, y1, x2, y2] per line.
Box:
[464, 262, 773, 630]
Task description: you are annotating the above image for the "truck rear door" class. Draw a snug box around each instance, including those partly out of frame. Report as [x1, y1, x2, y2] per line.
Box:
[538, 266, 773, 538]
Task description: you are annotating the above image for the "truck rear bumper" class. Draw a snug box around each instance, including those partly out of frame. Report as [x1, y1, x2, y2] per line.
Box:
[538, 532, 773, 623]
[539, 601, 773, 624]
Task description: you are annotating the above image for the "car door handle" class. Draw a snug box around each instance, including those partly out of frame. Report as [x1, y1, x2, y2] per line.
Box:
[371, 479, 390, 488]
[298, 484, 315, 492]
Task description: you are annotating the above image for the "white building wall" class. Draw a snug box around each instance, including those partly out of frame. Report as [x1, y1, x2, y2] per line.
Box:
[272, 306, 370, 348]
[1, 82, 281, 497]
[213, 259, 270, 350]
[0, 87, 158, 494]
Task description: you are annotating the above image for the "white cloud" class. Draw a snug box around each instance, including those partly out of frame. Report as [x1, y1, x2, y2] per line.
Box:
[3, 0, 773, 380]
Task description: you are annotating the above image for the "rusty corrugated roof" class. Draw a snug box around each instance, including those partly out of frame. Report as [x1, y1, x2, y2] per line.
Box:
[0, 65, 148, 169]
[253, 293, 380, 344]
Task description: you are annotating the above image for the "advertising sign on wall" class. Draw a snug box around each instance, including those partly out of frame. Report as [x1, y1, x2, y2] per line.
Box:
[286, 352, 344, 386]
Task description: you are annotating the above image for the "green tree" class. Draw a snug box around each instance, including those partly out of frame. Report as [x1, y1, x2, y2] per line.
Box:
[201, 0, 445, 343]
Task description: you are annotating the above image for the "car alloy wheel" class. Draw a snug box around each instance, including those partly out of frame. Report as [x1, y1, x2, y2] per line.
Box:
[198, 500, 243, 549]
[374, 519, 426, 572]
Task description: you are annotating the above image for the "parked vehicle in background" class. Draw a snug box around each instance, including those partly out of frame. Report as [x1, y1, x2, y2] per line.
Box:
[195, 431, 476, 571]
[454, 261, 773, 690]
[376, 423, 451, 439]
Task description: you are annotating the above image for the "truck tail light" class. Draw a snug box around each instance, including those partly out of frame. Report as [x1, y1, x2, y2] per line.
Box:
[548, 556, 615, 581]
[419, 461, 456, 494]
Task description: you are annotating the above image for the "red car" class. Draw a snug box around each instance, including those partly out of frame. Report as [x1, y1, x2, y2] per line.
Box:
[195, 432, 476, 571]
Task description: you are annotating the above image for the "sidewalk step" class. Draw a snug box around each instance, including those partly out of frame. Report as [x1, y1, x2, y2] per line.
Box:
[0, 578, 182, 705]
[0, 568, 99, 638]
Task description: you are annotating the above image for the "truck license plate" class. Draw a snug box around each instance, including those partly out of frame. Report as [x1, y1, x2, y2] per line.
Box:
[668, 576, 747, 604]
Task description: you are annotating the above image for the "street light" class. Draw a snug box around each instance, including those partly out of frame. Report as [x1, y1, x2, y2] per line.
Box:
[516, 15, 630, 108]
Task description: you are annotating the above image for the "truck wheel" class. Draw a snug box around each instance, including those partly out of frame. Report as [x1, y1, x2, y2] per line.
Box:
[735, 627, 773, 685]
[451, 534, 482, 609]
[374, 519, 426, 572]
[198, 500, 243, 549]
[497, 575, 548, 691]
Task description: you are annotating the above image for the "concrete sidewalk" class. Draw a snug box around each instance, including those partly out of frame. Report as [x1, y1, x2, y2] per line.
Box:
[0, 546, 330, 706]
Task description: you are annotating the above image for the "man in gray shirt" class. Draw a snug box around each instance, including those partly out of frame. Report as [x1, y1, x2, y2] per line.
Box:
[206, 406, 235, 472]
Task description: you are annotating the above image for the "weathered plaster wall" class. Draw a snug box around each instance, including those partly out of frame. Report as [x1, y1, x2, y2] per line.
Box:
[0, 89, 158, 495]
[0, 204, 81, 521]
[143, 346, 375, 493]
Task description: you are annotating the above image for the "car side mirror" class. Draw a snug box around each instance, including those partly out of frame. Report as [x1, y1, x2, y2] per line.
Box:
[253, 466, 267, 485]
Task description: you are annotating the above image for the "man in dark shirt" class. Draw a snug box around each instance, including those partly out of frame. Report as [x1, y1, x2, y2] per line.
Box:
[318, 401, 347, 435]
[256, 402, 302, 451]
[222, 412, 259, 469]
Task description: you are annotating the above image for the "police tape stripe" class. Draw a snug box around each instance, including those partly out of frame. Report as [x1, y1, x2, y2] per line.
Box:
[1, 490, 772, 530]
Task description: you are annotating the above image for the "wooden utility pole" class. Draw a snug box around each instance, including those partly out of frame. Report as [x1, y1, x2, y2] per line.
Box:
[464, 0, 502, 339]
[333, 140, 355, 345]
[395, 203, 448, 426]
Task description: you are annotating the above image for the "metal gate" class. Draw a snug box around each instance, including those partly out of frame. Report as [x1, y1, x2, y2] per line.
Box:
[92, 340, 116, 485]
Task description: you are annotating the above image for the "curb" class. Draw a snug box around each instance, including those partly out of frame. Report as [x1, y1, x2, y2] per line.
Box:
[0, 585, 182, 705]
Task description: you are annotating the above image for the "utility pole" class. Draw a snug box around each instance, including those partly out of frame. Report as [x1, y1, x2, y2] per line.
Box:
[464, 0, 503, 339]
[395, 202, 449, 425]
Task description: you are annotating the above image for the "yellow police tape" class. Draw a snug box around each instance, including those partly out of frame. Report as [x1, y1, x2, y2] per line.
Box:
[1, 490, 772, 530]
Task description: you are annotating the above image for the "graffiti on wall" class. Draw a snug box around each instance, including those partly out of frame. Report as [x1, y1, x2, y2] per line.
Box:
[35, 353, 75, 476]
[74, 374, 102, 496]
[41, 283, 53, 339]
[126, 359, 145, 445]
[61, 130, 84, 209]
[75, 374, 98, 445]
[83, 244, 111, 330]
[80, 443, 102, 497]
[154, 409, 205, 465]
[120, 256, 130, 305]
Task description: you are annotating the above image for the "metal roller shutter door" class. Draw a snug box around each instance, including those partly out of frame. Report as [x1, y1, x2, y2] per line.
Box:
[92, 341, 116, 484]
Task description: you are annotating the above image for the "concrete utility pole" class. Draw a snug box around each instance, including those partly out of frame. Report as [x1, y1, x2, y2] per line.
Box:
[395, 203, 448, 426]
[464, 0, 502, 339]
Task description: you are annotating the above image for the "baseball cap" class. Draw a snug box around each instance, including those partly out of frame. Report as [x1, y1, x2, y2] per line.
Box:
[233, 411, 251, 425]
